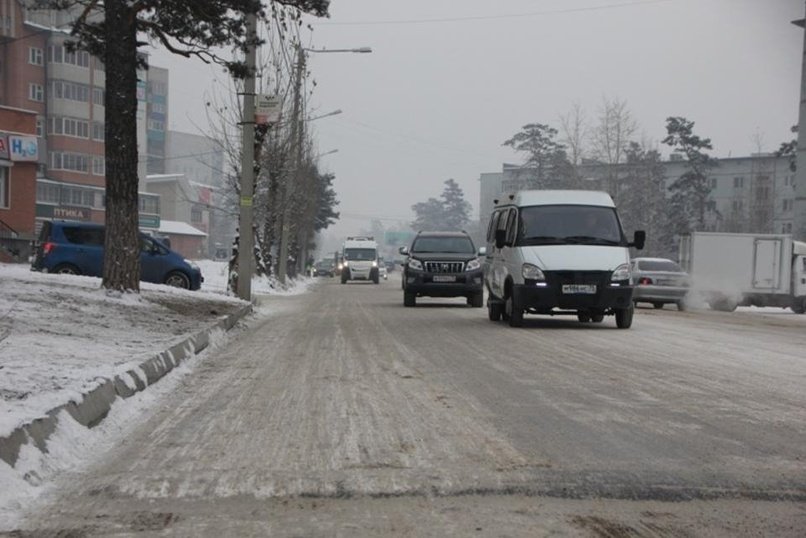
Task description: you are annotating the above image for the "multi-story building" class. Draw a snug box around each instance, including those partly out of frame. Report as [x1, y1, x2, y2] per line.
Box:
[145, 66, 168, 175]
[0, 0, 160, 240]
[0, 104, 38, 260]
[164, 130, 230, 253]
[479, 153, 796, 240]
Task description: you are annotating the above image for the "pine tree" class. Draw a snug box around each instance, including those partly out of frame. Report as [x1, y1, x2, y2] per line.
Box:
[662, 117, 716, 236]
[502, 123, 574, 189]
[441, 179, 471, 231]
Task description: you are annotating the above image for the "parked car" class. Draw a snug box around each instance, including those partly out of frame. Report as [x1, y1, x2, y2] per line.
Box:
[631, 257, 690, 310]
[400, 230, 484, 307]
[313, 259, 335, 277]
[31, 221, 203, 290]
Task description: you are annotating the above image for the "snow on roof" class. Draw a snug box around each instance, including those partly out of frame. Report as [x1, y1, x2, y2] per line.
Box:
[158, 220, 207, 237]
[145, 174, 185, 183]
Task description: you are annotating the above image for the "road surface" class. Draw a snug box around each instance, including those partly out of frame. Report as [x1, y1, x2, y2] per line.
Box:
[7, 277, 806, 536]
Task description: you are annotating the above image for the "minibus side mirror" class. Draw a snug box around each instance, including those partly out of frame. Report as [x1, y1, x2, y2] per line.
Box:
[631, 230, 646, 250]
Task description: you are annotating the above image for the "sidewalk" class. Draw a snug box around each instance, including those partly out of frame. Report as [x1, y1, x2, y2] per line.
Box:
[0, 261, 311, 470]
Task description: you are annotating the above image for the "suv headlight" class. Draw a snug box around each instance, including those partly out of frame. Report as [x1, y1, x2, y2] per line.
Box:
[465, 258, 481, 271]
[611, 263, 631, 284]
[522, 263, 545, 281]
[408, 258, 423, 271]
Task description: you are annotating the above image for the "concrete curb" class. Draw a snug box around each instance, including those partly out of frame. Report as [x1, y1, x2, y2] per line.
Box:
[0, 303, 253, 468]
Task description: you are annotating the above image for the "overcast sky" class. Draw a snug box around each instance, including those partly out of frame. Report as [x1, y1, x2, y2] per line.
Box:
[150, 0, 805, 240]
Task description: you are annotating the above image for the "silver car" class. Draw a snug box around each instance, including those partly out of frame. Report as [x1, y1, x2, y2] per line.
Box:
[631, 257, 690, 310]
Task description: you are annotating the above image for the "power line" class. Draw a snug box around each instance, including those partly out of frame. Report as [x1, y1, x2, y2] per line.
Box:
[313, 0, 673, 27]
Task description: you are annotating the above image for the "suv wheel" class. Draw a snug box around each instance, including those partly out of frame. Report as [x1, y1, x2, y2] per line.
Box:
[53, 263, 81, 275]
[165, 271, 191, 289]
[488, 300, 502, 321]
[404, 291, 416, 307]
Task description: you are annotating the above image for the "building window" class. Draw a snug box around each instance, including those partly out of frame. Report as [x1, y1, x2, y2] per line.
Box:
[36, 117, 45, 137]
[49, 117, 89, 139]
[0, 168, 8, 209]
[191, 206, 203, 223]
[148, 119, 164, 131]
[783, 222, 793, 234]
[92, 157, 105, 176]
[36, 182, 60, 204]
[51, 80, 90, 103]
[49, 152, 90, 173]
[707, 177, 717, 189]
[92, 87, 105, 106]
[94, 59, 105, 72]
[151, 103, 165, 114]
[48, 45, 90, 68]
[28, 83, 44, 102]
[733, 176, 744, 189]
[783, 199, 794, 212]
[92, 122, 104, 141]
[732, 200, 744, 212]
[139, 196, 159, 214]
[29, 47, 43, 66]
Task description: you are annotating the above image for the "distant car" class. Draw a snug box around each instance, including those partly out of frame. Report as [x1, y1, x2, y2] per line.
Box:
[313, 260, 335, 277]
[31, 221, 203, 290]
[400, 230, 484, 307]
[377, 257, 388, 280]
[631, 257, 690, 310]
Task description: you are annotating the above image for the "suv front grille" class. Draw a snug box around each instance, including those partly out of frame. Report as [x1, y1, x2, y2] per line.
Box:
[424, 261, 464, 273]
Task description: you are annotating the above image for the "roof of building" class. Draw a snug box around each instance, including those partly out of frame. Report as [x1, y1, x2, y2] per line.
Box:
[158, 220, 207, 237]
[145, 174, 185, 183]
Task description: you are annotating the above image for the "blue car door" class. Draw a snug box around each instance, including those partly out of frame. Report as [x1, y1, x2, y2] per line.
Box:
[139, 235, 169, 284]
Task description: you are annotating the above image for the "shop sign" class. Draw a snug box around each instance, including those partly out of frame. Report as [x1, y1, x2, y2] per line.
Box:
[139, 214, 161, 228]
[9, 136, 38, 161]
[36, 205, 91, 221]
[0, 135, 8, 160]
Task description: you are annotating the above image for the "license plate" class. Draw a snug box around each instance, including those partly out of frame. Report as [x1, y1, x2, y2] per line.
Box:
[432, 275, 456, 283]
[562, 284, 596, 294]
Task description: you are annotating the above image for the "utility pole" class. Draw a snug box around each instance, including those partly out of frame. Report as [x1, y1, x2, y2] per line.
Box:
[236, 12, 257, 300]
[277, 46, 305, 285]
[793, 4, 806, 240]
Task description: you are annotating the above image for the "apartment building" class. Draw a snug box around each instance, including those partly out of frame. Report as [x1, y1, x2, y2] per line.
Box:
[0, 0, 160, 238]
[478, 153, 796, 238]
[0, 104, 37, 260]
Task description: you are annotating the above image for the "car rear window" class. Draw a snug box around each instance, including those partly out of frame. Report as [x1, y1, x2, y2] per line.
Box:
[638, 260, 682, 272]
[62, 227, 105, 246]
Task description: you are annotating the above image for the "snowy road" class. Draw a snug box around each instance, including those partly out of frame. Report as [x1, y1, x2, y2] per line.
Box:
[8, 278, 806, 536]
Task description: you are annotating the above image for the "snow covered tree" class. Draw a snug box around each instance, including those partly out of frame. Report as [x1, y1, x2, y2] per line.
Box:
[45, 0, 329, 291]
[619, 142, 671, 257]
[662, 116, 716, 235]
[590, 96, 638, 203]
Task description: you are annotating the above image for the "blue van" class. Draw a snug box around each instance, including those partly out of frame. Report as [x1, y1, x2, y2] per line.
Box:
[31, 221, 203, 290]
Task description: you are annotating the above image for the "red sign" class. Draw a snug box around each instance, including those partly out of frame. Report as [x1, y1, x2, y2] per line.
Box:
[0, 136, 8, 160]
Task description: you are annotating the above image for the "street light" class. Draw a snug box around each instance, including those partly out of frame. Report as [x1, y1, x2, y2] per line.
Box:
[276, 45, 371, 285]
[306, 109, 342, 122]
[316, 149, 339, 158]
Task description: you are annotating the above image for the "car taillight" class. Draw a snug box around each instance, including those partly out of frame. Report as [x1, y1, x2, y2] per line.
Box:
[43, 242, 56, 254]
[638, 277, 653, 285]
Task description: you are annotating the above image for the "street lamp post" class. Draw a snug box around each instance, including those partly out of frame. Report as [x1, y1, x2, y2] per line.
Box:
[276, 45, 371, 285]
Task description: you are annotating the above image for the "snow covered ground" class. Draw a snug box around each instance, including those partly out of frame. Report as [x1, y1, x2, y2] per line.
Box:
[0, 261, 313, 439]
[0, 260, 314, 526]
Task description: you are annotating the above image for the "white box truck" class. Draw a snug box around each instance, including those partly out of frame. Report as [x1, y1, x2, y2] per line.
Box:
[679, 232, 806, 313]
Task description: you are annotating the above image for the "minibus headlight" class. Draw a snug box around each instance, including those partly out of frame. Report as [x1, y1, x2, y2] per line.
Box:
[611, 263, 631, 283]
[522, 263, 545, 281]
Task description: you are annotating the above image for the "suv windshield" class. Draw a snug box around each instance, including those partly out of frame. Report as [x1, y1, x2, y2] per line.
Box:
[411, 236, 475, 253]
[638, 260, 682, 272]
[344, 248, 376, 261]
[517, 205, 624, 246]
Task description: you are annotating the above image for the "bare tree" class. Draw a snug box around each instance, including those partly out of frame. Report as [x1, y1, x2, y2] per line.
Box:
[590, 96, 638, 202]
[559, 102, 587, 166]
